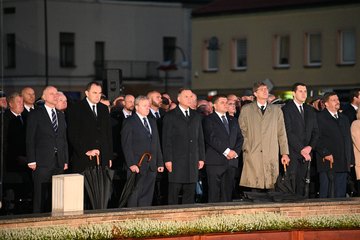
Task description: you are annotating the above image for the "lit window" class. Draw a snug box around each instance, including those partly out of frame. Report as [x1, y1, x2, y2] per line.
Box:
[274, 35, 290, 68]
[305, 33, 322, 66]
[232, 38, 247, 70]
[203, 37, 219, 71]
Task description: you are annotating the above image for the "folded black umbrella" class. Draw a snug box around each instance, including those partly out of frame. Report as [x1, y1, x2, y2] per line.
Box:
[304, 160, 311, 198]
[83, 154, 115, 209]
[275, 163, 295, 194]
[118, 152, 152, 208]
[328, 161, 335, 198]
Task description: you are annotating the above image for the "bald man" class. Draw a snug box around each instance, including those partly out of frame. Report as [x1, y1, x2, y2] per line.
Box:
[26, 86, 69, 213]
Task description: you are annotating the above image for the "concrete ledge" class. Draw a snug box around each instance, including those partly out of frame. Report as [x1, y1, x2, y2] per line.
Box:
[1, 198, 359, 229]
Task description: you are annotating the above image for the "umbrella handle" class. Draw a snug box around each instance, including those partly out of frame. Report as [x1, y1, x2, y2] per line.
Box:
[88, 154, 101, 166]
[322, 158, 333, 169]
[96, 154, 100, 166]
[137, 152, 152, 167]
[283, 163, 287, 172]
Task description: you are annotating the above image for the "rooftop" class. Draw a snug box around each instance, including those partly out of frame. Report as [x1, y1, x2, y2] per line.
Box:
[192, 0, 360, 17]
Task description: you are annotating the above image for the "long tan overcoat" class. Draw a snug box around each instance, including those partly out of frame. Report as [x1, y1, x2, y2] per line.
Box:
[239, 102, 289, 189]
[351, 118, 360, 180]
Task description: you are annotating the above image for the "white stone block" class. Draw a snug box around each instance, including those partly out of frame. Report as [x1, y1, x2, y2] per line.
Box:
[52, 174, 84, 213]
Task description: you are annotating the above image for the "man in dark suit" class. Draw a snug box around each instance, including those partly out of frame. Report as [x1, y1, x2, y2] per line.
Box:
[316, 92, 354, 198]
[282, 83, 319, 197]
[67, 81, 113, 173]
[203, 95, 243, 202]
[26, 86, 69, 213]
[2, 92, 31, 213]
[21, 87, 36, 121]
[343, 88, 360, 124]
[147, 90, 167, 205]
[162, 88, 205, 205]
[121, 96, 164, 207]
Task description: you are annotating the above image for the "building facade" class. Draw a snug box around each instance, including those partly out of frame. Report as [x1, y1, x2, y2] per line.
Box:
[191, 0, 360, 97]
[1, 0, 194, 98]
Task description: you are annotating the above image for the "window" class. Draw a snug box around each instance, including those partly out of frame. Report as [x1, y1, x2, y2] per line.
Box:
[6, 33, 16, 68]
[305, 33, 322, 66]
[338, 30, 356, 65]
[232, 38, 247, 70]
[60, 32, 75, 67]
[203, 37, 219, 71]
[274, 35, 290, 68]
[94, 42, 105, 80]
[4, 7, 15, 14]
[163, 37, 176, 63]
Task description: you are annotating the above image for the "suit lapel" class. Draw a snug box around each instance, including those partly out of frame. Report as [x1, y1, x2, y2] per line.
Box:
[175, 106, 189, 122]
[212, 113, 229, 135]
[40, 106, 55, 134]
[290, 101, 305, 126]
[135, 114, 152, 137]
[81, 98, 98, 120]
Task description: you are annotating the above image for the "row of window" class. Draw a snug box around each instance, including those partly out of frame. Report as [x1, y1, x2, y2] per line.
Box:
[5, 32, 76, 69]
[203, 30, 356, 71]
[5, 33, 179, 71]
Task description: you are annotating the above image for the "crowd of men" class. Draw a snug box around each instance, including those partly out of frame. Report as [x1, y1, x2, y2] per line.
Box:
[0, 82, 359, 214]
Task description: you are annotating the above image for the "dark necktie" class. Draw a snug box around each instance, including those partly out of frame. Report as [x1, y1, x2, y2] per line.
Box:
[17, 115, 24, 125]
[92, 105, 97, 118]
[51, 109, 58, 132]
[299, 105, 304, 120]
[143, 117, 151, 137]
[221, 115, 230, 134]
[185, 110, 190, 119]
[155, 112, 160, 119]
[334, 113, 338, 119]
[260, 106, 265, 115]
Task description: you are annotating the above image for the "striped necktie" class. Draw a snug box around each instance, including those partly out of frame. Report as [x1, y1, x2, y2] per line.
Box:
[51, 109, 58, 132]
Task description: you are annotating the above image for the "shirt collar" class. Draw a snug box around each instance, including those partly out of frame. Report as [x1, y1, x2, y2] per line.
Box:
[351, 103, 359, 111]
[86, 97, 97, 109]
[326, 109, 338, 118]
[256, 101, 267, 109]
[215, 111, 226, 119]
[179, 105, 190, 117]
[24, 104, 34, 112]
[123, 108, 132, 117]
[150, 108, 159, 117]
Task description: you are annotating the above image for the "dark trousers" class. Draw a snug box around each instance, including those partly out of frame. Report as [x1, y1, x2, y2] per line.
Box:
[319, 171, 347, 198]
[32, 166, 63, 213]
[168, 182, 196, 205]
[127, 169, 156, 207]
[288, 158, 309, 197]
[206, 165, 236, 202]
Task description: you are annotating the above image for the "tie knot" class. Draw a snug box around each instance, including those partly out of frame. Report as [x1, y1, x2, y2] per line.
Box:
[260, 106, 265, 110]
[185, 110, 189, 118]
[334, 113, 338, 119]
[155, 112, 160, 119]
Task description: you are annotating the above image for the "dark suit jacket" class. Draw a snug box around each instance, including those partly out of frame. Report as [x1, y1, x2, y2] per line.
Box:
[162, 106, 205, 183]
[121, 114, 163, 172]
[282, 101, 319, 161]
[67, 98, 113, 173]
[343, 104, 357, 124]
[148, 108, 166, 143]
[26, 106, 68, 168]
[316, 110, 354, 172]
[3, 110, 27, 172]
[203, 113, 243, 167]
